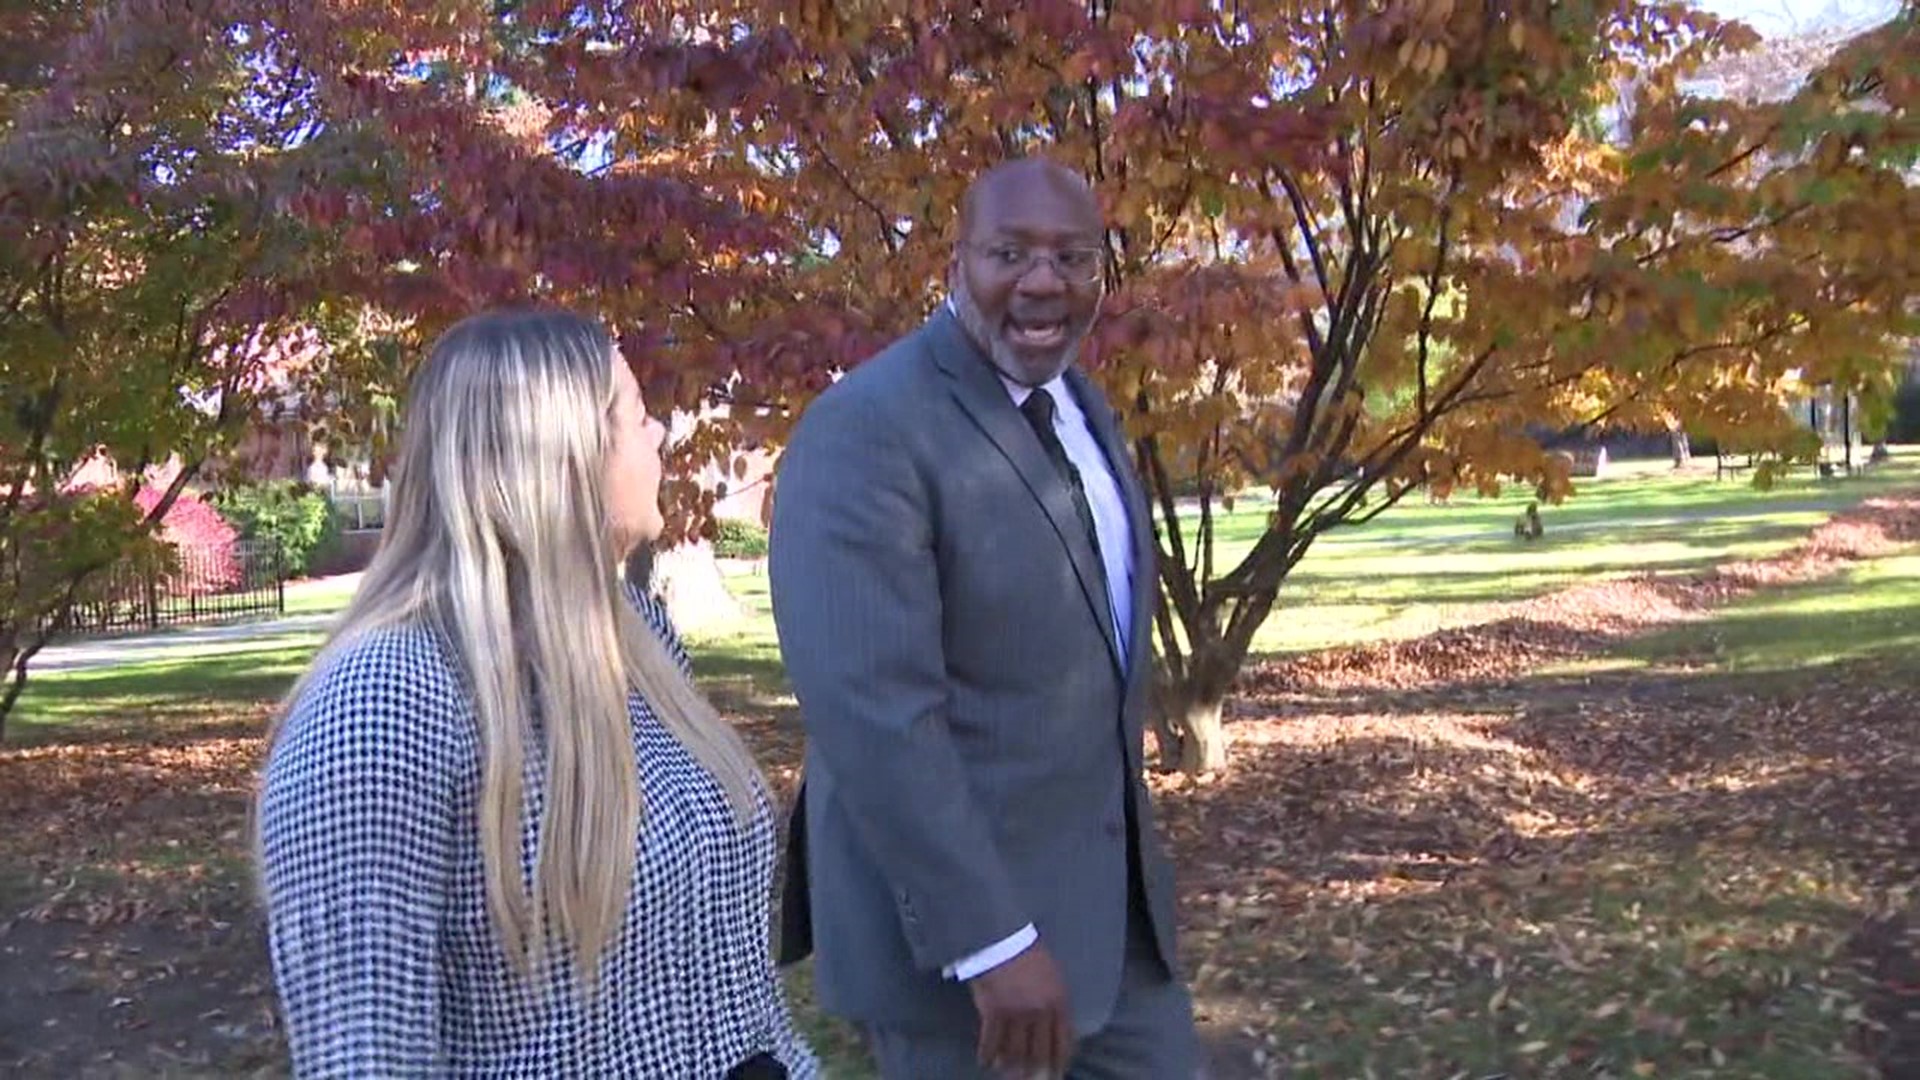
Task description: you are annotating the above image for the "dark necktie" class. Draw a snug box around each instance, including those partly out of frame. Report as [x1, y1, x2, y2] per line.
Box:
[1019, 390, 1105, 570]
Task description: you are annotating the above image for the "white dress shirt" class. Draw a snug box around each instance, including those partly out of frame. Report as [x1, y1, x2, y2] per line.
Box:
[942, 371, 1136, 982]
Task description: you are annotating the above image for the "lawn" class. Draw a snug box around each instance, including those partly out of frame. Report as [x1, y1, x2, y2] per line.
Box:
[1610, 550, 1920, 674]
[2, 460, 1917, 1077]
[707, 453, 1920, 656]
[279, 574, 361, 616]
[1157, 453, 1920, 654]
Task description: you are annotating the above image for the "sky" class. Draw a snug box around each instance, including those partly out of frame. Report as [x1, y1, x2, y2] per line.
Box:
[1687, 0, 1902, 37]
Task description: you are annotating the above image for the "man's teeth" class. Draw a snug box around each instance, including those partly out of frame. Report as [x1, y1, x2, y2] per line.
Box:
[1012, 323, 1064, 345]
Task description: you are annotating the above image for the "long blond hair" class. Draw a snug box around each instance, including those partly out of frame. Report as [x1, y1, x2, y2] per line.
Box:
[261, 308, 763, 981]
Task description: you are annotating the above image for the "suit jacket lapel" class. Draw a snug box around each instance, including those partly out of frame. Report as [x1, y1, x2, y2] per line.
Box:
[926, 312, 1123, 677]
[1066, 368, 1158, 700]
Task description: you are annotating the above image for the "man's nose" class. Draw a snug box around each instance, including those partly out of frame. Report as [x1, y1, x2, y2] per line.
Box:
[1016, 256, 1068, 294]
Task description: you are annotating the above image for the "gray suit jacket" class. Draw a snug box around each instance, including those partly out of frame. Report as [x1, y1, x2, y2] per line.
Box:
[768, 308, 1182, 1038]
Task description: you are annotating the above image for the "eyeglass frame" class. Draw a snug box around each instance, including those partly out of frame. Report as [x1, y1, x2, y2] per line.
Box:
[962, 240, 1110, 286]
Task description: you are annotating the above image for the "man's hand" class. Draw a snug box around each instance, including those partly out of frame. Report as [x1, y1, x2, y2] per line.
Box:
[967, 942, 1074, 1076]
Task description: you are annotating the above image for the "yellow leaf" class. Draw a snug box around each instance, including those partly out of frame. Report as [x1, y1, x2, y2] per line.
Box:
[1519, 1040, 1550, 1054]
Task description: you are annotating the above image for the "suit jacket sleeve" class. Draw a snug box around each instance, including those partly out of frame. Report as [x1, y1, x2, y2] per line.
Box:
[768, 391, 1029, 972]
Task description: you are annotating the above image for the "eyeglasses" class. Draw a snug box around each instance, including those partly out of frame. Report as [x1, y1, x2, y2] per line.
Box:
[967, 242, 1108, 286]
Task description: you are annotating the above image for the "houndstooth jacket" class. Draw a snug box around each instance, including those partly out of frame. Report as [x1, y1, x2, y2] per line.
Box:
[258, 585, 817, 1078]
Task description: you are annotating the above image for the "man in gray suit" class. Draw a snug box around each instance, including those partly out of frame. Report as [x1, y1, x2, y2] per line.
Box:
[769, 157, 1199, 1079]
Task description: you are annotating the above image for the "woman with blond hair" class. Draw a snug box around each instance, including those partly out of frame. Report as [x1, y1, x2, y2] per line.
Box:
[256, 308, 815, 1078]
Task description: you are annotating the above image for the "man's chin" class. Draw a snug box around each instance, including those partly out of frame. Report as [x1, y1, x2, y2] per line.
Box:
[993, 342, 1072, 386]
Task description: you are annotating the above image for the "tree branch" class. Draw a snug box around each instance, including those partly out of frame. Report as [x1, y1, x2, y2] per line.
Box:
[1139, 423, 1202, 632]
[806, 136, 903, 253]
[1417, 173, 1462, 420]
[1706, 121, 1783, 180]
[1635, 201, 1810, 266]
[1272, 168, 1332, 297]
[1265, 212, 1327, 357]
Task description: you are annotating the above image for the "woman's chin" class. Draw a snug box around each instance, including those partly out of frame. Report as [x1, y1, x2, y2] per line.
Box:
[611, 521, 663, 562]
[637, 518, 668, 550]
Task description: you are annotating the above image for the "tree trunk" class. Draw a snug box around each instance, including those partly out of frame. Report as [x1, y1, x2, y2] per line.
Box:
[1670, 428, 1692, 468]
[0, 643, 15, 740]
[628, 539, 741, 636]
[1152, 653, 1236, 775]
[0, 598, 66, 735]
[1841, 394, 1854, 474]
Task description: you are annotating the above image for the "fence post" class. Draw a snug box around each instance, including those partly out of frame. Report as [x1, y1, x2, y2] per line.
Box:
[276, 540, 286, 614]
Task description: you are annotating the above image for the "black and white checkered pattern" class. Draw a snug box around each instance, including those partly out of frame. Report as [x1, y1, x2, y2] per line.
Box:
[259, 586, 818, 1078]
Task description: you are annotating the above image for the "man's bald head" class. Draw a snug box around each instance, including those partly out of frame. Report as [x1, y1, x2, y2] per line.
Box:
[949, 156, 1108, 386]
[957, 157, 1103, 245]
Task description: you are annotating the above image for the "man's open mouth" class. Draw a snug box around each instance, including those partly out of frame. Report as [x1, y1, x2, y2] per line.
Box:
[1006, 318, 1067, 349]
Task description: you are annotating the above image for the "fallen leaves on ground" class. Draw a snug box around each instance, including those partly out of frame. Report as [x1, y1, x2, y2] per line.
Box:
[1160, 664, 1919, 1073]
[3, 493, 1918, 1077]
[0, 710, 268, 927]
[1150, 491, 1920, 1076]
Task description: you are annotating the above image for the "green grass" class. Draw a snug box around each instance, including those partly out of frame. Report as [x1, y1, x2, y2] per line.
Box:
[1615, 552, 1920, 674]
[5, 645, 314, 745]
[254, 452, 1920, 660]
[282, 574, 361, 615]
[701, 452, 1920, 656]
[1217, 455, 1920, 653]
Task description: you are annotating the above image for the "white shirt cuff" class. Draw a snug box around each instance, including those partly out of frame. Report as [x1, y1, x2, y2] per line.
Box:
[943, 924, 1038, 981]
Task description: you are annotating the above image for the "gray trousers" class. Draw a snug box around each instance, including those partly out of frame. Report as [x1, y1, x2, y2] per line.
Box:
[866, 917, 1201, 1080]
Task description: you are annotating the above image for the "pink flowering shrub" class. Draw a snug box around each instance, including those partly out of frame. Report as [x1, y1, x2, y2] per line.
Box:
[132, 486, 244, 594]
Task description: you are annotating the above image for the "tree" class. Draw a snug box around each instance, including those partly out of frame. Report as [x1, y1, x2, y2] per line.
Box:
[603, 0, 1917, 772]
[28, 2, 1906, 772]
[0, 0, 333, 731]
[241, 2, 810, 629]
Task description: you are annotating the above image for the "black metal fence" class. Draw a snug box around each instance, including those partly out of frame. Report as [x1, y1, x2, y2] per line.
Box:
[52, 537, 286, 638]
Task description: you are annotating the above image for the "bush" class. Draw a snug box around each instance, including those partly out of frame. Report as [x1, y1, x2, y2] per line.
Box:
[133, 486, 243, 593]
[209, 480, 341, 578]
[711, 517, 769, 559]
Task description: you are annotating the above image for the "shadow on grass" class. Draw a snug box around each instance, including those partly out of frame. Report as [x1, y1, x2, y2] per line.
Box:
[1204, 459, 1920, 551]
[1617, 555, 1920, 673]
[6, 646, 314, 748]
